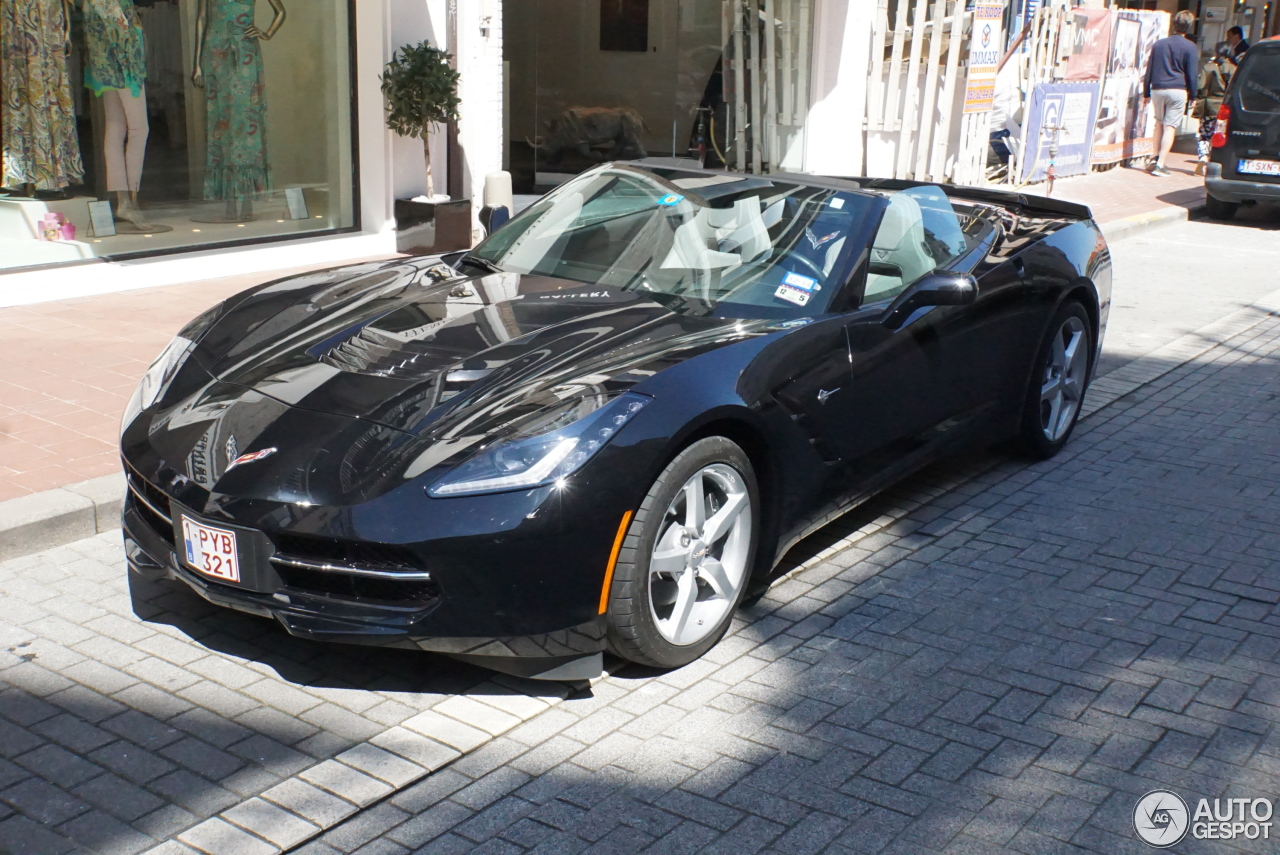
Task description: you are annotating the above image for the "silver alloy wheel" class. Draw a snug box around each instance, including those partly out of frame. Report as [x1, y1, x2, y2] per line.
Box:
[647, 463, 753, 646]
[1040, 315, 1089, 442]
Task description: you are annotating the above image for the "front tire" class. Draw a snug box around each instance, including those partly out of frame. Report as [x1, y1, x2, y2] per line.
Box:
[605, 437, 759, 668]
[1017, 301, 1093, 459]
[1204, 194, 1239, 220]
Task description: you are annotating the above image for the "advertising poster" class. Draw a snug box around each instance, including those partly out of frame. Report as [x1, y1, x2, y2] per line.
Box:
[963, 0, 1006, 113]
[1065, 9, 1113, 81]
[1020, 81, 1102, 183]
[1090, 10, 1169, 164]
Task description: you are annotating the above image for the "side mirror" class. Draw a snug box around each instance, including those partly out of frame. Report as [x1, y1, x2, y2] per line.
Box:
[882, 270, 977, 329]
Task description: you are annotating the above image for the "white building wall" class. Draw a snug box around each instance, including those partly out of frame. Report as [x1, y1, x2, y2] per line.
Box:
[387, 0, 448, 203]
[453, 0, 506, 239]
[804, 0, 873, 177]
[388, 0, 504, 238]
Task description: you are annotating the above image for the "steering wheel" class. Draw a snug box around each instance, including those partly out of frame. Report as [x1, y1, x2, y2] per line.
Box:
[760, 246, 828, 285]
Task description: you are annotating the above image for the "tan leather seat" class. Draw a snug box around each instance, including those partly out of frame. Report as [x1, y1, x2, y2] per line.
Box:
[864, 193, 936, 303]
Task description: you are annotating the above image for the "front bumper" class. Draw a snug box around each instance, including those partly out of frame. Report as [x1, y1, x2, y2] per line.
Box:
[1205, 163, 1280, 204]
[122, 485, 606, 681]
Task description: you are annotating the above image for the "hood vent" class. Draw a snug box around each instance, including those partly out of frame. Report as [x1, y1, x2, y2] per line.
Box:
[318, 325, 478, 379]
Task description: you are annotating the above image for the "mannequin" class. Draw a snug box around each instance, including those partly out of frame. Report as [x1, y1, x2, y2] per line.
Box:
[81, 0, 167, 231]
[192, 0, 286, 223]
[1, 0, 84, 196]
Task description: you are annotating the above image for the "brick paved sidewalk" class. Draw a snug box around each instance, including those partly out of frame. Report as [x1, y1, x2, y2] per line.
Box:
[0, 295, 1275, 852]
[285, 310, 1280, 854]
[1052, 150, 1204, 224]
[0, 536, 575, 854]
[0, 259, 395, 504]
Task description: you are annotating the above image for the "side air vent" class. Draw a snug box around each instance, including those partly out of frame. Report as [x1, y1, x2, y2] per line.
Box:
[124, 465, 175, 547]
[268, 533, 439, 606]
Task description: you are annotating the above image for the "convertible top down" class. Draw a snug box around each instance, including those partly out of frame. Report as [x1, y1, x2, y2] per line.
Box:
[121, 162, 1111, 679]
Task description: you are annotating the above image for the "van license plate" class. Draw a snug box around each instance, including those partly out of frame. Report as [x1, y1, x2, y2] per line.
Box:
[181, 517, 241, 582]
[1238, 159, 1280, 176]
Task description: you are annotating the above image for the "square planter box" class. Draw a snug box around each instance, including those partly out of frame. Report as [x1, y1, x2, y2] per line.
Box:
[395, 198, 472, 255]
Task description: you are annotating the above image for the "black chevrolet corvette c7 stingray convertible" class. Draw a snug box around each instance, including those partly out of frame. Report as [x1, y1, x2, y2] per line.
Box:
[121, 163, 1111, 680]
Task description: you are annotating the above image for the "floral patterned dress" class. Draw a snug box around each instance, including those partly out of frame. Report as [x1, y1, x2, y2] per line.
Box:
[202, 0, 271, 200]
[1, 0, 85, 190]
[81, 0, 146, 97]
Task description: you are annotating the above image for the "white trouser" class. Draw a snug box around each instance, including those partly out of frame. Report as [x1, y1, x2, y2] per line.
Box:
[102, 87, 148, 193]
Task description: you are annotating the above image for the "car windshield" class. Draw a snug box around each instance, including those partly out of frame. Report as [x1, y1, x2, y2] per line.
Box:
[1239, 51, 1280, 112]
[469, 166, 879, 317]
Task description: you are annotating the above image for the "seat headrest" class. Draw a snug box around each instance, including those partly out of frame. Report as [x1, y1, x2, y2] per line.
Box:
[872, 194, 924, 252]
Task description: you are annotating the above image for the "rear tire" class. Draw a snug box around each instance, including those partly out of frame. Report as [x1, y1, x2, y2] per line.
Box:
[605, 437, 759, 669]
[1017, 302, 1093, 459]
[1204, 194, 1239, 220]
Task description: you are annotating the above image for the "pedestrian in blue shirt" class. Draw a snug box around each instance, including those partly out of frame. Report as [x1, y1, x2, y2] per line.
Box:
[1143, 10, 1200, 176]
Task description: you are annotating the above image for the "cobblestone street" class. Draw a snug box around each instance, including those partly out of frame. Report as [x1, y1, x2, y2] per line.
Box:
[2, 284, 1280, 854]
[282, 309, 1280, 854]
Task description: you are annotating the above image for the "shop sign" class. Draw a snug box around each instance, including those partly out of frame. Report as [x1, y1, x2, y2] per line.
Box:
[963, 0, 1006, 114]
[1064, 8, 1113, 81]
[1019, 81, 1101, 183]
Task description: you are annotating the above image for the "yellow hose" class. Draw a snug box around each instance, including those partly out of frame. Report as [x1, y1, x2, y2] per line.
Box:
[710, 115, 729, 168]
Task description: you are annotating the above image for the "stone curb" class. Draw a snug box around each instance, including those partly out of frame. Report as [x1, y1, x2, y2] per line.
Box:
[1098, 199, 1204, 242]
[0, 472, 124, 562]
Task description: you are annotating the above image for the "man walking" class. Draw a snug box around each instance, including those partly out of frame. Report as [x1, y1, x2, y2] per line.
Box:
[1143, 10, 1199, 176]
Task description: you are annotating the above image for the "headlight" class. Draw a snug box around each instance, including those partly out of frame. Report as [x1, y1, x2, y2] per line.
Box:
[428, 392, 650, 497]
[122, 303, 224, 430]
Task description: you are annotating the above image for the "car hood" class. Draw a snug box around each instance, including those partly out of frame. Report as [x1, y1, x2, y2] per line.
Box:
[131, 260, 785, 506]
[198, 260, 771, 441]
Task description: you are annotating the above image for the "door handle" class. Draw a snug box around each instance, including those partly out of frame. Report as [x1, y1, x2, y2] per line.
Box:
[1013, 258, 1026, 277]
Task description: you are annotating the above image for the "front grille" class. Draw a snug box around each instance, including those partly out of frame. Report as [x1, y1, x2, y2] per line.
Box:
[268, 532, 438, 606]
[124, 465, 175, 547]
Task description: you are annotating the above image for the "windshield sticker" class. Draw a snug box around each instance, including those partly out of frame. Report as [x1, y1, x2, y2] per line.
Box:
[784, 272, 819, 291]
[829, 197, 845, 209]
[776, 272, 819, 307]
[805, 227, 841, 250]
[657, 194, 685, 207]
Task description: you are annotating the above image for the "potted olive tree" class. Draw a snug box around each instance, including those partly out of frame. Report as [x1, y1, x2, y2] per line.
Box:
[381, 42, 470, 252]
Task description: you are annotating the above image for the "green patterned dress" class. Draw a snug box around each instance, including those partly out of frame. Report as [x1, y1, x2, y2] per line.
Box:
[202, 0, 271, 200]
[1, 0, 85, 190]
[81, 0, 146, 96]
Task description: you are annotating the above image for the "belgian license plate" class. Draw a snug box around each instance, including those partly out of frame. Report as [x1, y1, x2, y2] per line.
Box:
[181, 517, 241, 583]
[1238, 158, 1280, 176]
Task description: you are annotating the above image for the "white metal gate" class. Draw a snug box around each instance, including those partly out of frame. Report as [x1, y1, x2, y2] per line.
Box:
[721, 0, 813, 173]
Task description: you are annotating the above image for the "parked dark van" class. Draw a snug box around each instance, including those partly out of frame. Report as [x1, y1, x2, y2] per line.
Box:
[1205, 37, 1280, 219]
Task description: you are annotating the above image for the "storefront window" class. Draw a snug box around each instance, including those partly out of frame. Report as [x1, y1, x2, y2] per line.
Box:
[505, 0, 813, 195]
[1, 0, 356, 272]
